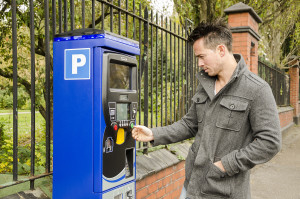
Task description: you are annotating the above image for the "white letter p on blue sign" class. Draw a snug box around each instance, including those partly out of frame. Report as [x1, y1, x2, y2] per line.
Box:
[65, 48, 90, 80]
[72, 54, 86, 74]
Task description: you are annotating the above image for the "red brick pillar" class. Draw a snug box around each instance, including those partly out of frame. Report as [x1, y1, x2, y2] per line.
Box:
[289, 65, 300, 124]
[225, 2, 262, 74]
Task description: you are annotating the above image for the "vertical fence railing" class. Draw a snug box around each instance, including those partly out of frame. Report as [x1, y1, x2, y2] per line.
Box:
[142, 7, 149, 154]
[0, 0, 197, 193]
[11, 0, 18, 182]
[0, 0, 53, 192]
[258, 57, 290, 106]
[44, 0, 51, 176]
[29, 0, 36, 190]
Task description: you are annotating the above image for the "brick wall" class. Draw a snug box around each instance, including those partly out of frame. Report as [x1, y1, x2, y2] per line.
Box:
[228, 12, 257, 70]
[289, 66, 299, 118]
[278, 108, 294, 129]
[136, 161, 185, 199]
[227, 12, 259, 32]
[231, 32, 259, 73]
[231, 32, 251, 64]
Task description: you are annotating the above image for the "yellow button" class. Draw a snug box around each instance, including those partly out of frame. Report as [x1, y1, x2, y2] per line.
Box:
[116, 128, 125, 145]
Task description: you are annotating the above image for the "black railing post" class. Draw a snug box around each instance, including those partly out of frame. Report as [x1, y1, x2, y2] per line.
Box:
[142, 6, 149, 154]
[44, 0, 51, 174]
[126, 0, 129, 37]
[58, 0, 62, 33]
[174, 22, 177, 122]
[29, 0, 36, 190]
[133, 0, 136, 40]
[165, 18, 168, 125]
[101, 0, 104, 29]
[185, 19, 188, 113]
[11, 0, 18, 182]
[160, 15, 164, 127]
[155, 13, 158, 127]
[82, 0, 85, 28]
[92, 0, 95, 28]
[118, 0, 121, 34]
[64, 0, 67, 32]
[150, 10, 153, 128]
[181, 26, 184, 117]
[70, 0, 74, 30]
[138, 3, 142, 127]
[170, 19, 172, 124]
[52, 0, 56, 37]
[110, 0, 113, 32]
[138, 3, 142, 150]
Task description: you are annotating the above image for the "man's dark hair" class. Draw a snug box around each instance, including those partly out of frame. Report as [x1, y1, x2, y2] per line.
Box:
[188, 19, 233, 52]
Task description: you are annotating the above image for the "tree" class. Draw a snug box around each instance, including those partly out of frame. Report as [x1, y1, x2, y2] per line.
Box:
[172, 0, 300, 67]
[0, 0, 54, 139]
[0, 0, 150, 139]
[253, 0, 300, 66]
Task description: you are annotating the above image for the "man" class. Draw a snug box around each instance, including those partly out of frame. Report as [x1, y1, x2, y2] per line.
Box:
[132, 20, 281, 199]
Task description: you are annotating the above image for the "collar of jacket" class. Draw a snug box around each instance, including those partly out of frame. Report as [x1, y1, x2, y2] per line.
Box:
[195, 54, 247, 100]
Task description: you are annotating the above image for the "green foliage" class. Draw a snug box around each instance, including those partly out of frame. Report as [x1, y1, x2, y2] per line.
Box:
[171, 0, 300, 67]
[0, 138, 13, 173]
[0, 118, 4, 146]
[0, 112, 52, 175]
[0, 84, 31, 109]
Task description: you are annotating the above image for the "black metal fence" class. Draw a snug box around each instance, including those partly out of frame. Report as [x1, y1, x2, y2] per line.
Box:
[258, 57, 290, 106]
[0, 0, 52, 192]
[2, 0, 291, 194]
[0, 0, 197, 193]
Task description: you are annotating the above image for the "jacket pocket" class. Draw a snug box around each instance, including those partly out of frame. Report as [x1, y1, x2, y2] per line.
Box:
[192, 93, 208, 123]
[201, 161, 231, 198]
[185, 147, 196, 183]
[216, 96, 249, 132]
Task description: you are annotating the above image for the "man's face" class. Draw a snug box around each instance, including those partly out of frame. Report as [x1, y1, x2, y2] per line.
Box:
[193, 38, 222, 77]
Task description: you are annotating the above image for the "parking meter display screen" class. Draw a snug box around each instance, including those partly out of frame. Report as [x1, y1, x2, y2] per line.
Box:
[117, 103, 130, 121]
[110, 63, 130, 90]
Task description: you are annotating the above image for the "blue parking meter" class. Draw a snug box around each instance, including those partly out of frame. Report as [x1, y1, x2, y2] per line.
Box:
[53, 29, 140, 199]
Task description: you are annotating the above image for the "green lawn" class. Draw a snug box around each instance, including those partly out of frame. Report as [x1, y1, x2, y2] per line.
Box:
[0, 110, 45, 139]
[0, 110, 34, 113]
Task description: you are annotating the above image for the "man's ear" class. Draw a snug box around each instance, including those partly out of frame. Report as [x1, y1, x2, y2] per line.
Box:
[217, 45, 226, 57]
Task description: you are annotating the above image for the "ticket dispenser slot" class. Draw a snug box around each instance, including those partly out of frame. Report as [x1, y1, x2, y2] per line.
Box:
[125, 148, 134, 178]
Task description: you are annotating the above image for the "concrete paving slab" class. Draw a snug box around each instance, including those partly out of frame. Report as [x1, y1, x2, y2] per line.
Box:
[251, 125, 300, 199]
[0, 188, 49, 199]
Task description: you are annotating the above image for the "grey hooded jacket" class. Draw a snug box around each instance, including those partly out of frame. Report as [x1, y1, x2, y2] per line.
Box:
[151, 54, 281, 199]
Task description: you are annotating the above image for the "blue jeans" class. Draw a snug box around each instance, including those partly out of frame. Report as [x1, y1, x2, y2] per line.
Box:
[179, 186, 188, 199]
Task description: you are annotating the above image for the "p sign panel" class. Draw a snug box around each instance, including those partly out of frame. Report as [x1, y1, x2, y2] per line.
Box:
[64, 48, 90, 80]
